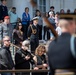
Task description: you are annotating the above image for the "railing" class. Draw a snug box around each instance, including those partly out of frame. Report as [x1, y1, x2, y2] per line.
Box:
[0, 69, 75, 75]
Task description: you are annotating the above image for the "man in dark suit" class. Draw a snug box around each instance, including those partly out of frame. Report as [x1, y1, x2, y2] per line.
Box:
[48, 19, 76, 75]
[27, 17, 39, 53]
[0, 0, 8, 22]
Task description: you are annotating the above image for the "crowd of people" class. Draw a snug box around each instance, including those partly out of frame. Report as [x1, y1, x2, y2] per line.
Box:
[0, 0, 76, 75]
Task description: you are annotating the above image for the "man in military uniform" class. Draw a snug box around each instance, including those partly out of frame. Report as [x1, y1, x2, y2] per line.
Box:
[27, 17, 39, 53]
[48, 19, 76, 75]
[0, 0, 8, 22]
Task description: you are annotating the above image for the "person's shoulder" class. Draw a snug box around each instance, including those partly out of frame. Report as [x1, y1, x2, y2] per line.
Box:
[0, 47, 7, 54]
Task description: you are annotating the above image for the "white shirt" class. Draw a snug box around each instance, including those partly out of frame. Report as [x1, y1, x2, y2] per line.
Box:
[56, 26, 62, 36]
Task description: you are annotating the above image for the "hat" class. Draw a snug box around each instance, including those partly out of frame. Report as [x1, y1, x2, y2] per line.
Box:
[18, 23, 22, 26]
[4, 16, 10, 19]
[32, 17, 39, 20]
[22, 40, 30, 46]
[49, 11, 53, 15]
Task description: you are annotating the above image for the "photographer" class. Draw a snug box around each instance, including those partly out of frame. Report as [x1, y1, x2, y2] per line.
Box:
[15, 40, 34, 75]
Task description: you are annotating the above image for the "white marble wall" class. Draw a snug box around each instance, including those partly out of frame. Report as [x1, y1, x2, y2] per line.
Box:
[50, 0, 76, 13]
[11, 0, 33, 19]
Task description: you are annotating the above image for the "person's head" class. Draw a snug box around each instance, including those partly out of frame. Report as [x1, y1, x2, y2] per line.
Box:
[45, 12, 49, 18]
[25, 7, 29, 13]
[35, 45, 46, 56]
[49, 11, 54, 17]
[16, 22, 22, 30]
[22, 40, 30, 51]
[4, 16, 10, 24]
[35, 10, 41, 17]
[32, 17, 39, 25]
[60, 9, 65, 14]
[74, 9, 76, 14]
[59, 18, 75, 34]
[50, 6, 54, 11]
[11, 7, 16, 13]
[1, 0, 7, 5]
[67, 9, 70, 14]
[17, 18, 21, 23]
[3, 36, 10, 47]
[55, 12, 59, 18]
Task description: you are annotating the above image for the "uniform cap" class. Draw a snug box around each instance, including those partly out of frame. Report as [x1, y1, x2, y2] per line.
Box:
[32, 17, 39, 20]
[4, 16, 10, 19]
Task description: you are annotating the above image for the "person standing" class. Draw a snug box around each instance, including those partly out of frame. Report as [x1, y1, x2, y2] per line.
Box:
[27, 17, 39, 53]
[48, 19, 76, 75]
[48, 11, 56, 40]
[35, 10, 43, 40]
[22, 7, 30, 40]
[0, 0, 8, 22]
[0, 36, 14, 75]
[13, 22, 23, 48]
[8, 7, 18, 29]
[1, 16, 13, 42]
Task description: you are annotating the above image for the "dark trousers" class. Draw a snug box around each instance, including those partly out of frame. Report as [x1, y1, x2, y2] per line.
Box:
[43, 26, 50, 40]
[39, 25, 42, 40]
[22, 24, 29, 40]
[30, 38, 39, 53]
[1, 73, 12, 75]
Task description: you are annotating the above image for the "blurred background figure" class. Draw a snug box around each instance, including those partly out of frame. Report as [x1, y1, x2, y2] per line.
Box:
[49, 6, 55, 15]
[48, 11, 56, 40]
[22, 7, 30, 40]
[60, 9, 65, 14]
[35, 10, 43, 40]
[0, 0, 8, 23]
[67, 9, 70, 14]
[74, 8, 76, 14]
[8, 7, 18, 29]
[43, 12, 50, 40]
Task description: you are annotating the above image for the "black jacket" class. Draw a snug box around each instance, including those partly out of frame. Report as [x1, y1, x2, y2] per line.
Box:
[27, 24, 39, 39]
[0, 46, 14, 70]
[15, 49, 34, 69]
[0, 4, 8, 21]
[48, 33, 76, 74]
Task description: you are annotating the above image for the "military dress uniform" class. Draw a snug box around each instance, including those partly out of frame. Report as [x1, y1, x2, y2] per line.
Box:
[27, 24, 39, 53]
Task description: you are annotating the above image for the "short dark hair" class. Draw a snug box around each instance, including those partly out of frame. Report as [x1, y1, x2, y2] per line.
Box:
[50, 6, 54, 9]
[1, 0, 6, 2]
[25, 7, 29, 11]
[12, 7, 16, 9]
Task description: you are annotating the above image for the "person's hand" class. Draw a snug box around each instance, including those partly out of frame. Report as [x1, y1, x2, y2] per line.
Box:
[34, 67, 39, 70]
[20, 42, 22, 45]
[25, 56, 30, 60]
[0, 20, 3, 23]
[43, 64, 48, 67]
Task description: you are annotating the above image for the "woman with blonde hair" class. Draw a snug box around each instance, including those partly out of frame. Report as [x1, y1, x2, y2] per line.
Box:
[33, 45, 48, 75]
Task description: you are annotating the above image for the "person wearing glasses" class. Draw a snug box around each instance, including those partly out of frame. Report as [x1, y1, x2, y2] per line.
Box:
[0, 36, 14, 75]
[33, 45, 48, 75]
